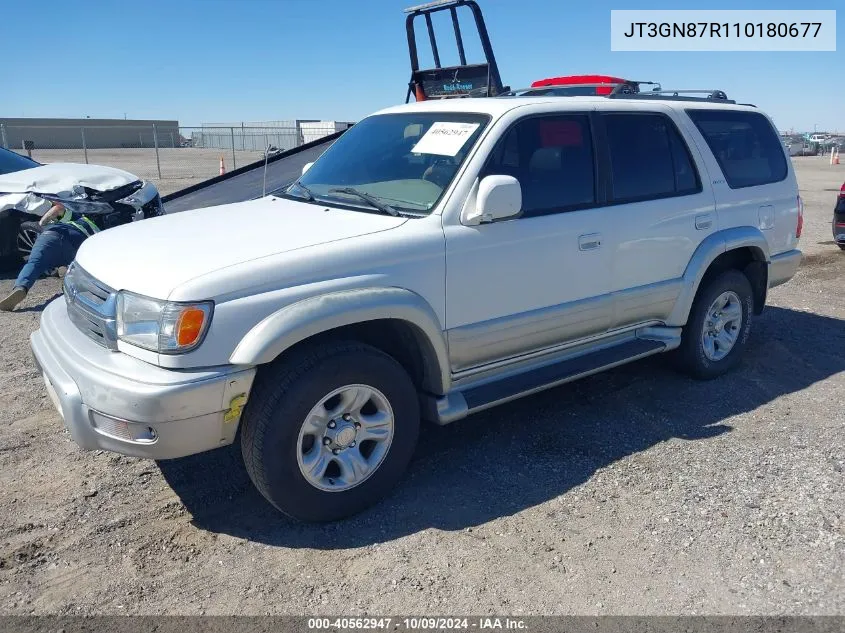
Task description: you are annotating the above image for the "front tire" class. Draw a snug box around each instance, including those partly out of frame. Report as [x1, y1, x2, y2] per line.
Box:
[240, 341, 420, 522]
[674, 269, 753, 380]
[17, 220, 43, 262]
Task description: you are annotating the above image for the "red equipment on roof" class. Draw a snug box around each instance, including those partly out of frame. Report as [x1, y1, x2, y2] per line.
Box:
[530, 75, 632, 95]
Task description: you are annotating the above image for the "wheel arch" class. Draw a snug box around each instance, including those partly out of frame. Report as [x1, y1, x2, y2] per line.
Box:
[230, 287, 451, 394]
[668, 227, 770, 325]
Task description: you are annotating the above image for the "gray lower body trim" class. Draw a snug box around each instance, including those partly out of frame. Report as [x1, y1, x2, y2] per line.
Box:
[447, 294, 612, 372]
[613, 279, 682, 328]
[423, 324, 680, 425]
[447, 279, 682, 373]
[768, 249, 802, 288]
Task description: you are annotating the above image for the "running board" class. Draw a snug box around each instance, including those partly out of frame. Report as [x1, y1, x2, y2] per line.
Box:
[425, 334, 673, 425]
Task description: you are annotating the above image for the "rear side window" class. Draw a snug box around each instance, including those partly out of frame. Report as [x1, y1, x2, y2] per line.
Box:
[603, 113, 701, 203]
[686, 109, 788, 189]
[482, 114, 595, 216]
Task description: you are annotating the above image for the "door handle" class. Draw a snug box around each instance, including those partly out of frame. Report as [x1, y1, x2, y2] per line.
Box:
[578, 233, 602, 251]
[695, 213, 713, 230]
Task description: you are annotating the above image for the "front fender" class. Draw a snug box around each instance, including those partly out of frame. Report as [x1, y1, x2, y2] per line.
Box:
[666, 226, 769, 326]
[229, 287, 451, 393]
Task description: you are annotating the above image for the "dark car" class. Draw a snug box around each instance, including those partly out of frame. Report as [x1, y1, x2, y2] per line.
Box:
[834, 182, 845, 250]
[0, 147, 163, 267]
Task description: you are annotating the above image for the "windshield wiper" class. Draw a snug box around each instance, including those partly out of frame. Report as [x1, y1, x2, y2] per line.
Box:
[328, 187, 400, 217]
[287, 180, 315, 201]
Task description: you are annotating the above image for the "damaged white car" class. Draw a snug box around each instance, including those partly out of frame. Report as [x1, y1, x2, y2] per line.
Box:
[0, 147, 163, 265]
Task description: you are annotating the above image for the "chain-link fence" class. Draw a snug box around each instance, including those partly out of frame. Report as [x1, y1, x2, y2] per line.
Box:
[1, 122, 350, 196]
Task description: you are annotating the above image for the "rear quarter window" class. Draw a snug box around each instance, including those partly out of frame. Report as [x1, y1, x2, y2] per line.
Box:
[686, 109, 788, 189]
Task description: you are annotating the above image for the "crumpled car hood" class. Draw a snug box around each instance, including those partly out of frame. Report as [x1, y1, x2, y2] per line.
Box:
[0, 162, 139, 195]
[0, 163, 143, 216]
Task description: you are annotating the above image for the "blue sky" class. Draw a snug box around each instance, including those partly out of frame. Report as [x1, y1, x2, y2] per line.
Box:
[3, 0, 842, 132]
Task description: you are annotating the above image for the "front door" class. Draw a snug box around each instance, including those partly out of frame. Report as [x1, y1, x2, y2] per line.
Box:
[444, 112, 614, 373]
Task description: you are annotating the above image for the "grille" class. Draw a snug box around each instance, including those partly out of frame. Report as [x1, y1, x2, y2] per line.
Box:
[63, 263, 118, 350]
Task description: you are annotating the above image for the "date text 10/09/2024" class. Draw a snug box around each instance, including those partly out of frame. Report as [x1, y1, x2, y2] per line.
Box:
[622, 22, 822, 39]
[307, 617, 528, 630]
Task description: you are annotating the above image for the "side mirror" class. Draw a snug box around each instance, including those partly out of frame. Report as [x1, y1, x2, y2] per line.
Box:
[301, 162, 314, 176]
[462, 175, 522, 225]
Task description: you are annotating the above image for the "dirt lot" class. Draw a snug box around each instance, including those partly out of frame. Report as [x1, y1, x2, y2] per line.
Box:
[0, 159, 842, 616]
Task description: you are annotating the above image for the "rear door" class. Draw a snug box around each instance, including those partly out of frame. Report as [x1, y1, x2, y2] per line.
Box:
[593, 105, 716, 329]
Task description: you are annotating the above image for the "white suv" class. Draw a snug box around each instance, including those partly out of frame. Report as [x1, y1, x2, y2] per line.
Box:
[31, 94, 802, 521]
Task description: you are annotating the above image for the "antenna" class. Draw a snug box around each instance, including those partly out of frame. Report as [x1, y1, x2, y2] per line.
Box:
[262, 143, 280, 196]
[263, 143, 272, 197]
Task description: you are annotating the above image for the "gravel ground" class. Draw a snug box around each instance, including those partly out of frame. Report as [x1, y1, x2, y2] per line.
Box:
[0, 159, 842, 616]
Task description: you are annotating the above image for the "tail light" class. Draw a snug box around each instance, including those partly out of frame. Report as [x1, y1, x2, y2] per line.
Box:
[796, 195, 804, 239]
[840, 183, 845, 199]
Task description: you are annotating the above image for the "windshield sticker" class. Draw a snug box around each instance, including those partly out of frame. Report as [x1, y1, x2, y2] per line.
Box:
[411, 122, 480, 156]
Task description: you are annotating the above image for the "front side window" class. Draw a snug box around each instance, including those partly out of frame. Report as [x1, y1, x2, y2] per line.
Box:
[686, 109, 788, 189]
[603, 113, 701, 203]
[289, 112, 490, 215]
[482, 114, 596, 216]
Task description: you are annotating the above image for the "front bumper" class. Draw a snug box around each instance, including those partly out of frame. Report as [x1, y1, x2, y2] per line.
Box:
[30, 298, 255, 460]
[768, 249, 802, 289]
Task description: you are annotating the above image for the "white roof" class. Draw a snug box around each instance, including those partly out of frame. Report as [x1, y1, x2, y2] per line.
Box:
[372, 96, 760, 119]
[373, 96, 602, 117]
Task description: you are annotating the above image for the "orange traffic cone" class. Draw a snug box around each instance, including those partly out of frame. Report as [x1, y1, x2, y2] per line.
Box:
[834, 149, 840, 165]
[219, 155, 226, 175]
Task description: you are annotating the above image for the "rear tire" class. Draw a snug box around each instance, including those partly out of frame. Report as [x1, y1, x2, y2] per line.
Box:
[674, 270, 753, 380]
[240, 341, 420, 522]
[838, 244, 845, 251]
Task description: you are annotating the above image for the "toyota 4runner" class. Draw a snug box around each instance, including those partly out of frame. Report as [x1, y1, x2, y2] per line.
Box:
[31, 93, 802, 521]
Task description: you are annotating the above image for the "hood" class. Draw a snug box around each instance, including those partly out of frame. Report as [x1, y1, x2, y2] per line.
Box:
[75, 195, 408, 299]
[0, 162, 139, 195]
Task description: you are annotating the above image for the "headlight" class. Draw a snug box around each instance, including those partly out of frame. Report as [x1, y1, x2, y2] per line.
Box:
[116, 291, 213, 353]
[38, 193, 113, 215]
[118, 181, 159, 208]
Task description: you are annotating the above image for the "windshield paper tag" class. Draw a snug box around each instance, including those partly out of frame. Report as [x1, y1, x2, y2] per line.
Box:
[411, 122, 480, 156]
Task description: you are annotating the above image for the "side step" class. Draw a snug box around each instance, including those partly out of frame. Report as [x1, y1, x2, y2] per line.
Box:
[427, 336, 670, 425]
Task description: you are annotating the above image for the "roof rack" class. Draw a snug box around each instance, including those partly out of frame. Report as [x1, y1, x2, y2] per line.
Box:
[498, 79, 661, 98]
[497, 85, 740, 105]
[608, 88, 736, 104]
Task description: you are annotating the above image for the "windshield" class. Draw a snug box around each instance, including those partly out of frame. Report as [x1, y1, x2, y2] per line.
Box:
[0, 148, 39, 175]
[290, 112, 490, 214]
